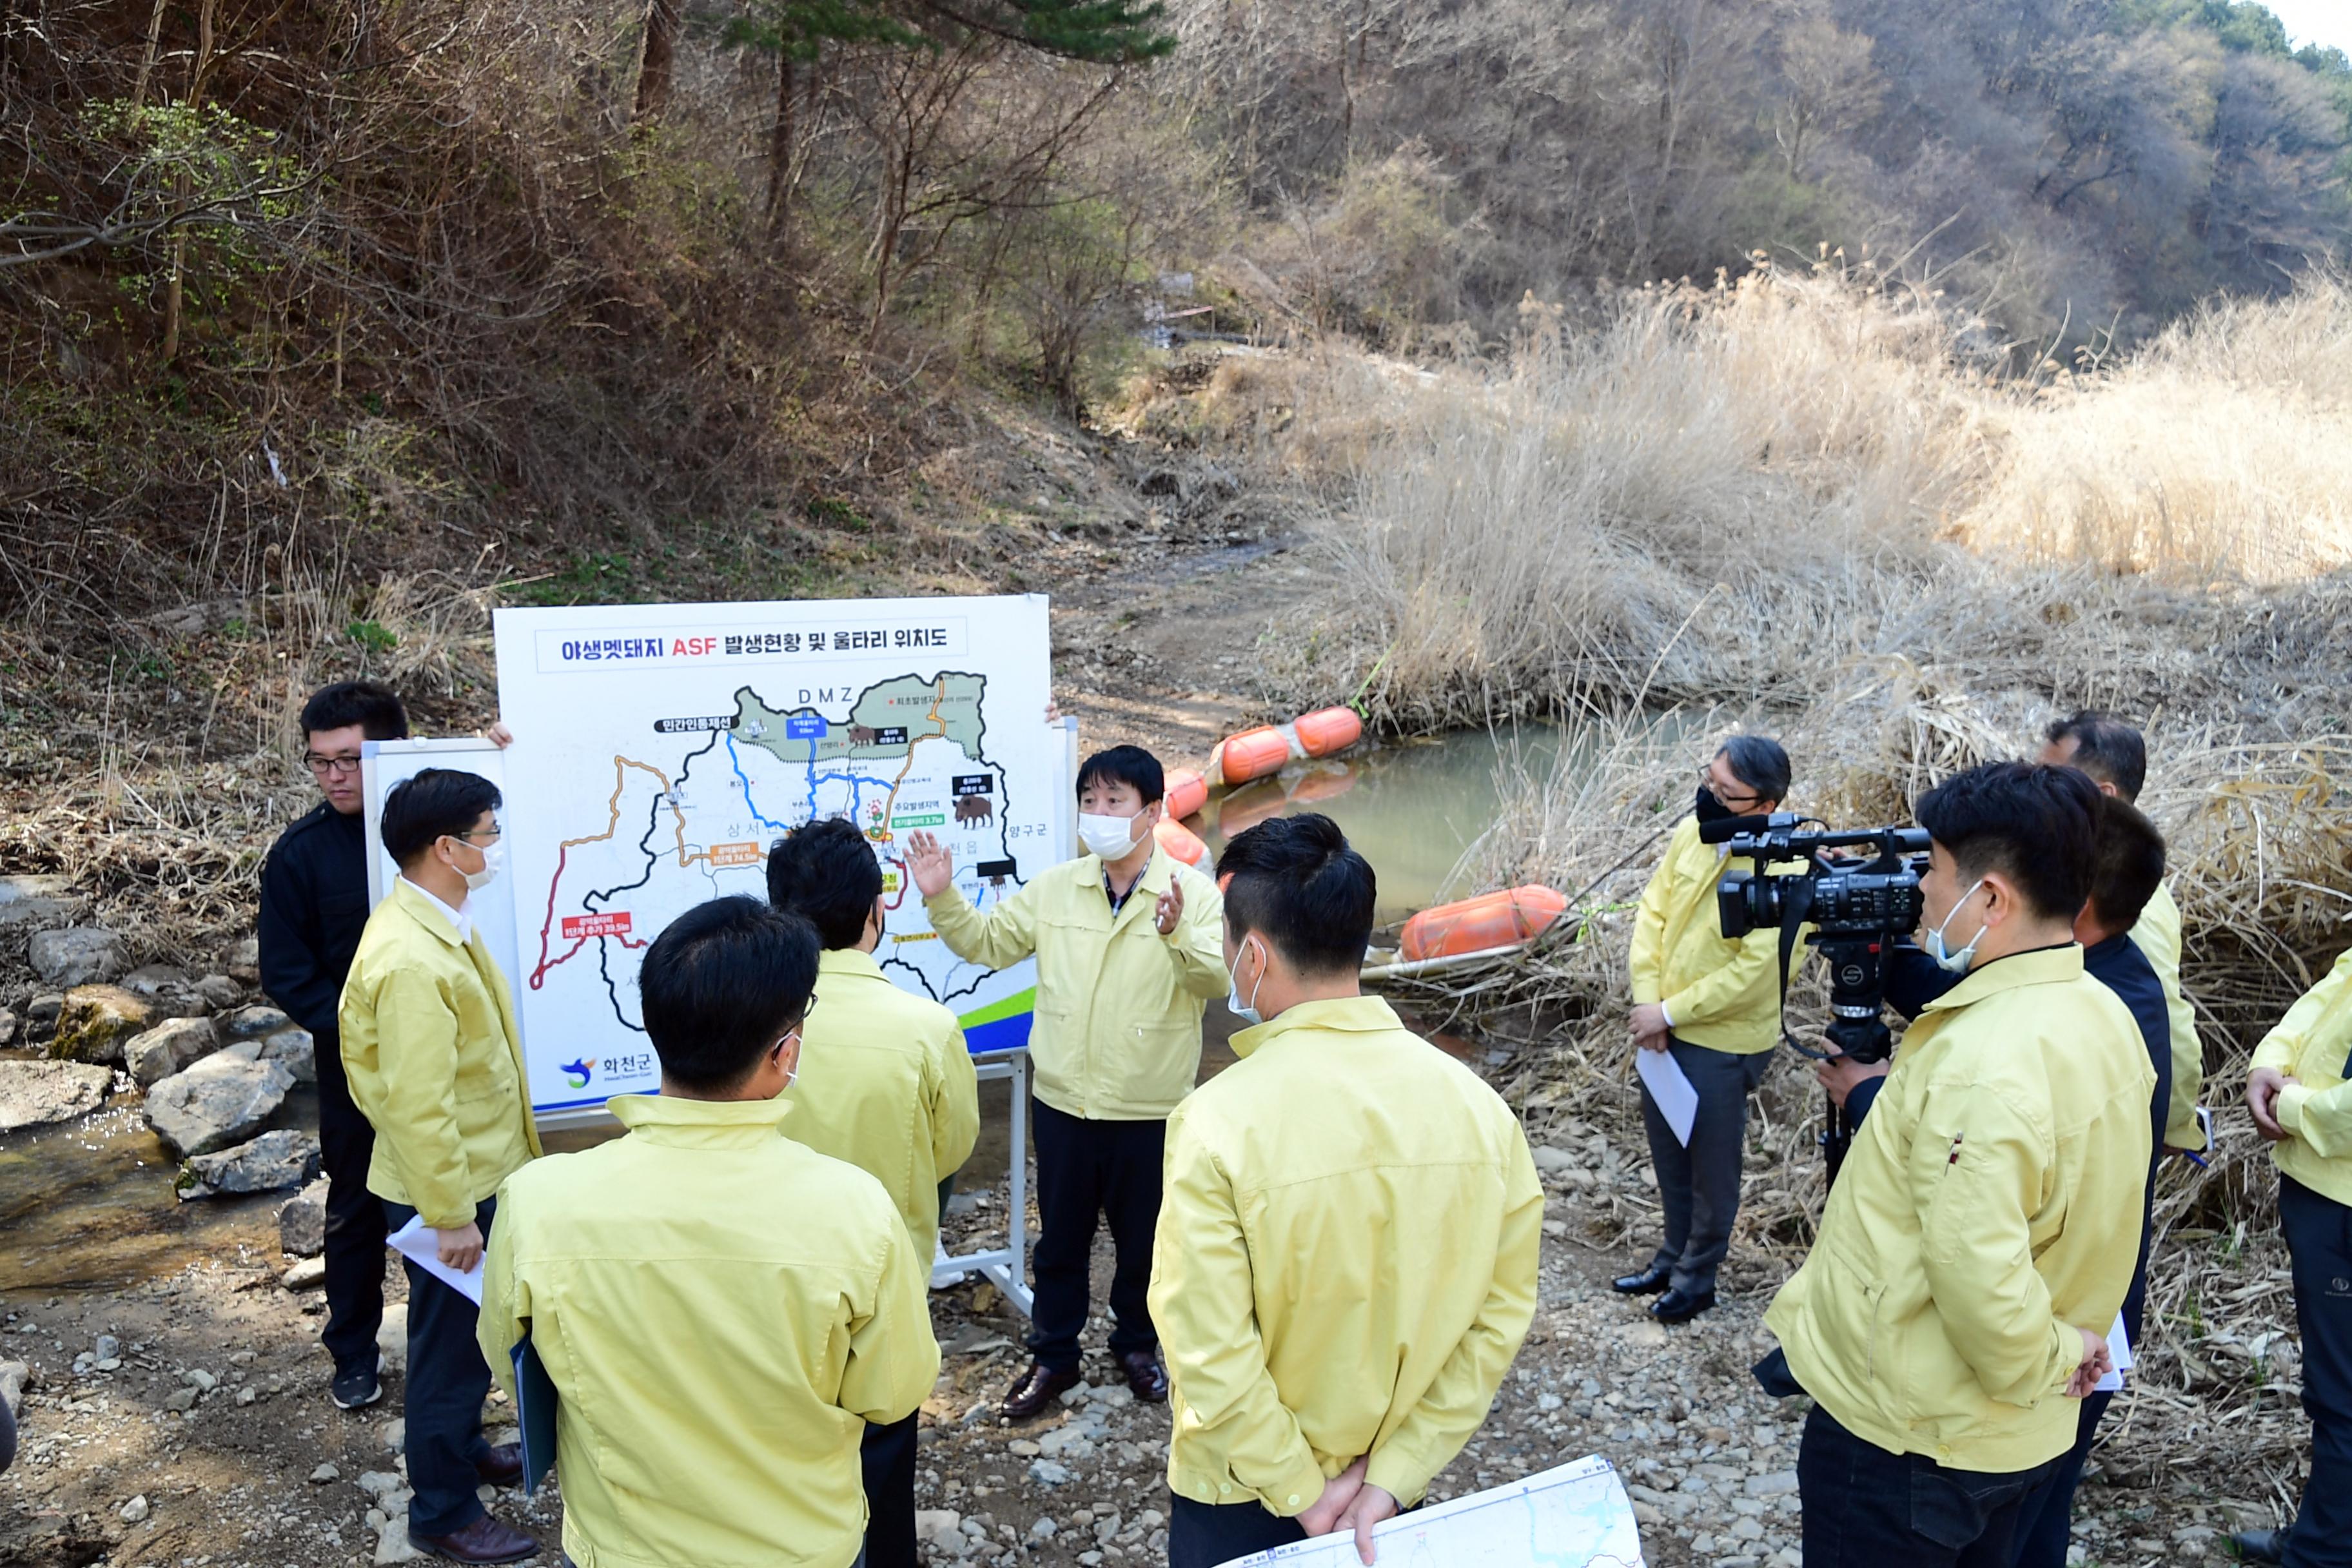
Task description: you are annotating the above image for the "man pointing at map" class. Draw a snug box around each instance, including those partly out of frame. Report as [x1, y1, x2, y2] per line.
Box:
[907, 743, 1228, 1420]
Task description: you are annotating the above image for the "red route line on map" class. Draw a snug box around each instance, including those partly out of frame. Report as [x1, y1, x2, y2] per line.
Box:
[530, 756, 691, 990]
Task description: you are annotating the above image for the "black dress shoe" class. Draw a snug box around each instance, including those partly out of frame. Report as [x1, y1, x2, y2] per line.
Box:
[1651, 1288, 1717, 1324]
[1000, 1360, 1083, 1421]
[2231, 1526, 2293, 1563]
[330, 1353, 383, 1411]
[475, 1442, 524, 1487]
[1611, 1264, 1672, 1296]
[409, 1514, 539, 1564]
[1117, 1350, 1170, 1404]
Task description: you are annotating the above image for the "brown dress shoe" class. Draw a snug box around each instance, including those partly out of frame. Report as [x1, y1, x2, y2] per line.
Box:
[1117, 1349, 1169, 1404]
[408, 1514, 539, 1564]
[1000, 1360, 1083, 1421]
[474, 1443, 524, 1487]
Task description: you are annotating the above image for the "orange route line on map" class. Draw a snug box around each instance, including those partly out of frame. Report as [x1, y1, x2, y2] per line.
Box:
[874, 678, 951, 839]
[531, 754, 699, 988]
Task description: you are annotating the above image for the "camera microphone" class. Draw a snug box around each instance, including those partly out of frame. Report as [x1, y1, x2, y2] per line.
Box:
[1699, 811, 1796, 845]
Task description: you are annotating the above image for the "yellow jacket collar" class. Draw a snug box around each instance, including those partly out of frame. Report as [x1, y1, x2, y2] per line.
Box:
[608, 1093, 794, 1146]
[818, 947, 888, 983]
[1230, 994, 1404, 1059]
[388, 877, 468, 948]
[1919, 943, 2084, 1014]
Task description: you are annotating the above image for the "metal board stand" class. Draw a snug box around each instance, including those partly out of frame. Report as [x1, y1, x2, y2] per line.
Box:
[932, 1046, 1034, 1317]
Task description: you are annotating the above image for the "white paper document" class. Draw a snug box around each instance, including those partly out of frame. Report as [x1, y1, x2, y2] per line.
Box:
[1215, 1454, 1644, 1568]
[1636, 1048, 1700, 1147]
[388, 1215, 485, 1305]
[2095, 1312, 2134, 1394]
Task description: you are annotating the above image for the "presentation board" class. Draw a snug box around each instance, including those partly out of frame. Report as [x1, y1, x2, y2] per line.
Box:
[483, 594, 1065, 1121]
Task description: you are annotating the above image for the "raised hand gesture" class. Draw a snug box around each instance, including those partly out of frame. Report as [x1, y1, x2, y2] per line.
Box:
[905, 830, 955, 899]
[1155, 876, 1184, 937]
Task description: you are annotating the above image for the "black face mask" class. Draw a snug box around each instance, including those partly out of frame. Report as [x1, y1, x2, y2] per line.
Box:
[1694, 785, 1736, 825]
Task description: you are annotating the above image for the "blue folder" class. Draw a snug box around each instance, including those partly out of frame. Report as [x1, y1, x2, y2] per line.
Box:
[510, 1331, 558, 1495]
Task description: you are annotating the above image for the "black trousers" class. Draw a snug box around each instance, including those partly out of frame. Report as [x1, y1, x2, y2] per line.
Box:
[1028, 1099, 1164, 1373]
[384, 1196, 497, 1538]
[1638, 1039, 1772, 1296]
[1797, 1406, 2057, 1568]
[318, 1046, 387, 1374]
[2008, 1389, 2113, 1568]
[861, 1413, 919, 1568]
[2280, 1175, 2352, 1568]
[1168, 1494, 1305, 1568]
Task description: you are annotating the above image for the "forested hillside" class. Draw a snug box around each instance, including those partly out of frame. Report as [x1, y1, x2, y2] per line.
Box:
[1, 0, 2346, 643]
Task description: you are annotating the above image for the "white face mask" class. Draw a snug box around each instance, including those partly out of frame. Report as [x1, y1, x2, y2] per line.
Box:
[461, 839, 505, 894]
[1226, 936, 1267, 1026]
[1926, 877, 1989, 973]
[1078, 810, 1143, 860]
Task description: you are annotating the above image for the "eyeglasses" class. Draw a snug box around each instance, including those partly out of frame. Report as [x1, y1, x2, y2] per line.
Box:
[304, 754, 363, 778]
[1700, 763, 1766, 811]
[453, 824, 504, 845]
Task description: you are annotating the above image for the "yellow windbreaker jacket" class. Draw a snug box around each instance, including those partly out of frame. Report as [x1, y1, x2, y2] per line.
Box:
[338, 879, 542, 1229]
[2251, 946, 2352, 1207]
[1149, 995, 1544, 1514]
[1628, 816, 1798, 1053]
[1765, 945, 2154, 1473]
[2130, 879, 2208, 1150]
[479, 1094, 939, 1568]
[780, 946, 980, 1260]
[925, 846, 1226, 1119]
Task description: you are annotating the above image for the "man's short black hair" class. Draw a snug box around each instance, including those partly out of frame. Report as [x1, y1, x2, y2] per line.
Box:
[1915, 761, 2099, 922]
[300, 681, 410, 742]
[380, 768, 500, 868]
[2087, 795, 2167, 934]
[1214, 812, 1376, 976]
[1077, 745, 1164, 805]
[638, 896, 819, 1093]
[2046, 710, 2146, 802]
[766, 817, 883, 950]
[1718, 735, 1791, 803]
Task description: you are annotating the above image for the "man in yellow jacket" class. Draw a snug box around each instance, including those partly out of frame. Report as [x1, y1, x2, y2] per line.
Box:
[767, 816, 979, 1568]
[1618, 735, 1794, 1324]
[2244, 947, 2352, 1568]
[906, 743, 1226, 1418]
[2039, 710, 2206, 1153]
[1149, 812, 1542, 1567]
[1763, 762, 2153, 1567]
[479, 895, 939, 1568]
[340, 768, 543, 1564]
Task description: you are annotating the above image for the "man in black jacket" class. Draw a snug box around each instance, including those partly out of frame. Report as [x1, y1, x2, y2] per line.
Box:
[257, 681, 416, 1410]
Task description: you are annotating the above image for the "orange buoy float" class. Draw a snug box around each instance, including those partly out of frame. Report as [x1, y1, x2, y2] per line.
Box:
[1164, 768, 1209, 821]
[1398, 886, 1569, 962]
[1154, 816, 1210, 868]
[1206, 707, 1365, 787]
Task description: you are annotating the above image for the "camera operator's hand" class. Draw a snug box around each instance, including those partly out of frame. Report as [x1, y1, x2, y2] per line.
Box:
[1629, 1003, 1671, 1052]
[2247, 1066, 2295, 1142]
[2064, 1326, 2114, 1398]
[1816, 1055, 1890, 1109]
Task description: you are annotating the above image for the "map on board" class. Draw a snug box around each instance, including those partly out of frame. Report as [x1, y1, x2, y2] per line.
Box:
[1216, 1455, 1644, 1568]
[492, 596, 1061, 1117]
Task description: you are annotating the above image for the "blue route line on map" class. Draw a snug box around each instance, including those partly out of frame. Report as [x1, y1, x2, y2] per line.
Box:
[725, 735, 793, 832]
[727, 732, 889, 834]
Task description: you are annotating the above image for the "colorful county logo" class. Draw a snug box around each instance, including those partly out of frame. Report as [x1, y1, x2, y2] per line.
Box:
[562, 1057, 595, 1091]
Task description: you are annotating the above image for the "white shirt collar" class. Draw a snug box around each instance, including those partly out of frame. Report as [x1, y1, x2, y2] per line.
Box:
[400, 876, 473, 943]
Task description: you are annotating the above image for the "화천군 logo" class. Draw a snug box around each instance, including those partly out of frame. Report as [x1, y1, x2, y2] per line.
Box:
[562, 1057, 594, 1091]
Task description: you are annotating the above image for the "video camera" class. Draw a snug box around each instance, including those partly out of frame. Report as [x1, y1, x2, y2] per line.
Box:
[1702, 813, 1932, 1182]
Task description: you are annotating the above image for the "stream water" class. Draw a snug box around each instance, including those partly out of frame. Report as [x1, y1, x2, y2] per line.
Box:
[0, 728, 1566, 1294]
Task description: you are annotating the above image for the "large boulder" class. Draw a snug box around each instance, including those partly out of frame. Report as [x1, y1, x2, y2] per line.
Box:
[144, 1052, 295, 1158]
[28, 926, 126, 988]
[0, 1060, 112, 1133]
[179, 1130, 320, 1200]
[257, 1027, 316, 1084]
[279, 1177, 331, 1256]
[48, 985, 156, 1066]
[124, 1016, 223, 1088]
[218, 1003, 293, 1041]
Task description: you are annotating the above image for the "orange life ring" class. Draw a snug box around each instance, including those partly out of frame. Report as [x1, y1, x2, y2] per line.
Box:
[1398, 886, 1569, 961]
